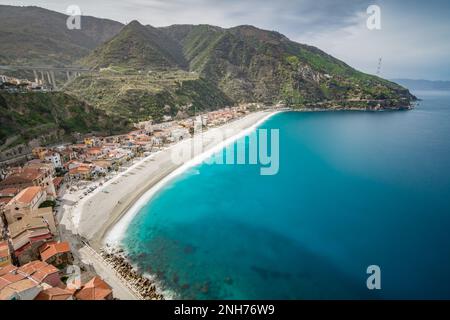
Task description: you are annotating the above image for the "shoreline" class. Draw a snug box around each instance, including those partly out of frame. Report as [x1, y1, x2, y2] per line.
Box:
[104, 110, 281, 247]
[60, 110, 280, 299]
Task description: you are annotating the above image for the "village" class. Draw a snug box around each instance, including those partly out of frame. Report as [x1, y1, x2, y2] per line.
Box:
[0, 103, 259, 300]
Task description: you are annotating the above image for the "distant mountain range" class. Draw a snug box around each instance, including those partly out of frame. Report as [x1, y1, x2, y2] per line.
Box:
[391, 79, 450, 91]
[0, 5, 417, 150]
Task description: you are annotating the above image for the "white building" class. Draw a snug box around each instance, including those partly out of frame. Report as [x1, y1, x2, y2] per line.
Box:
[45, 152, 62, 169]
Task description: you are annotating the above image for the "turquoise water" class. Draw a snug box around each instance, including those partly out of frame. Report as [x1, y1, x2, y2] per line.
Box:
[123, 91, 450, 299]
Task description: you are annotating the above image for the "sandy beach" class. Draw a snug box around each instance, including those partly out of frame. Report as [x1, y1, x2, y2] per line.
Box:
[58, 109, 278, 299]
[63, 110, 277, 249]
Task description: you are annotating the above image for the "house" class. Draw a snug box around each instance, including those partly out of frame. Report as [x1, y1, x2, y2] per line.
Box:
[35, 207, 57, 235]
[3, 186, 46, 224]
[32, 147, 48, 160]
[64, 160, 82, 171]
[24, 160, 56, 177]
[35, 286, 73, 300]
[75, 276, 113, 300]
[86, 147, 103, 159]
[18, 260, 61, 287]
[68, 165, 92, 180]
[0, 260, 69, 300]
[91, 160, 111, 174]
[44, 152, 62, 169]
[0, 264, 42, 300]
[0, 241, 11, 267]
[0, 168, 45, 190]
[0, 166, 56, 198]
[39, 242, 73, 268]
[84, 137, 94, 146]
[9, 216, 54, 265]
[59, 148, 78, 163]
[0, 278, 42, 300]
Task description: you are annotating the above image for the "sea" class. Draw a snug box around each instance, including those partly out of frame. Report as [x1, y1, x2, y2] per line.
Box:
[121, 90, 450, 299]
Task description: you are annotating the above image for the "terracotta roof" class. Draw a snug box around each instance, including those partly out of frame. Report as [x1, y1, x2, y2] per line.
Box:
[39, 242, 71, 262]
[17, 260, 47, 276]
[14, 186, 43, 204]
[0, 264, 18, 276]
[30, 266, 59, 284]
[0, 272, 26, 284]
[18, 260, 59, 284]
[0, 277, 9, 290]
[69, 166, 91, 174]
[75, 276, 112, 300]
[0, 169, 44, 186]
[35, 287, 73, 300]
[0, 187, 19, 196]
[0, 278, 39, 299]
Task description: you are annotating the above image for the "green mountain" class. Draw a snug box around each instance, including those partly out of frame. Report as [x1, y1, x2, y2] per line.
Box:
[161, 24, 414, 107]
[0, 5, 123, 66]
[82, 20, 187, 70]
[81, 21, 414, 108]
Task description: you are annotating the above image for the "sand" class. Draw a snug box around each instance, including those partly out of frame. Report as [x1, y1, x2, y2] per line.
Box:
[66, 110, 278, 250]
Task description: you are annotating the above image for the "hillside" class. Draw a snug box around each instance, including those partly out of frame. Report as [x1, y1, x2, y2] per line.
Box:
[0, 5, 123, 66]
[0, 91, 129, 151]
[65, 69, 233, 122]
[160, 24, 414, 107]
[84, 21, 414, 108]
[82, 21, 187, 70]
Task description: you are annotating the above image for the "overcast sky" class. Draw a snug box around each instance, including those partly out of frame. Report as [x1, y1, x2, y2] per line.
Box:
[2, 0, 450, 80]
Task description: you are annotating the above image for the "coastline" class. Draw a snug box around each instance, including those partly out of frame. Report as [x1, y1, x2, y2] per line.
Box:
[60, 111, 278, 257]
[104, 110, 281, 247]
[58, 109, 280, 299]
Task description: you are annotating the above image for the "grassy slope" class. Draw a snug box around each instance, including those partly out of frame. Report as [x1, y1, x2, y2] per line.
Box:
[0, 91, 128, 148]
[65, 69, 233, 123]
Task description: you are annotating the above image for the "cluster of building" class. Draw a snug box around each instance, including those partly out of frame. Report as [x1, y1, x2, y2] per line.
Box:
[0, 74, 51, 92]
[0, 143, 117, 300]
[0, 240, 112, 300]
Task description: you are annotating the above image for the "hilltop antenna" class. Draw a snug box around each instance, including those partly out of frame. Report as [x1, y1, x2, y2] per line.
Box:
[376, 57, 382, 76]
